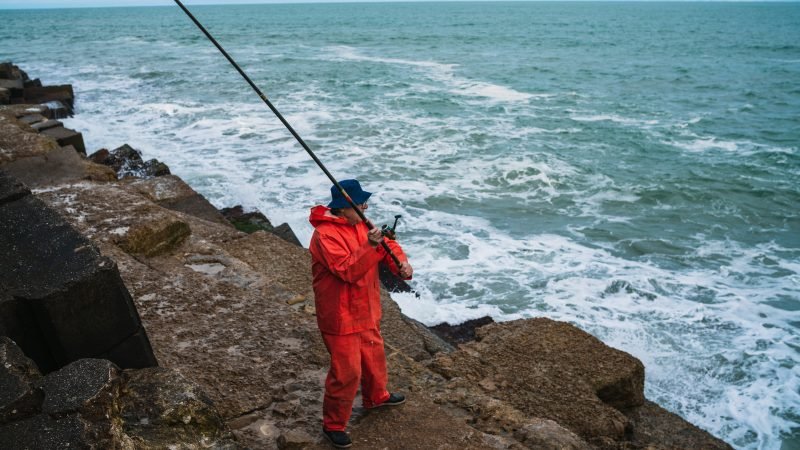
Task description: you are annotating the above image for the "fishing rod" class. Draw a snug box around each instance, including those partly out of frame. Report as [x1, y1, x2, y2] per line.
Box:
[173, 0, 402, 267]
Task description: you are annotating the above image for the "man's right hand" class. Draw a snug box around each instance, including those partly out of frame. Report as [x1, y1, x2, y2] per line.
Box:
[367, 227, 384, 247]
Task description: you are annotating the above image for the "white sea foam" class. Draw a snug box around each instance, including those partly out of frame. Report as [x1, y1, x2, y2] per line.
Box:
[569, 113, 659, 127]
[667, 135, 798, 156]
[51, 43, 800, 450]
[324, 45, 535, 103]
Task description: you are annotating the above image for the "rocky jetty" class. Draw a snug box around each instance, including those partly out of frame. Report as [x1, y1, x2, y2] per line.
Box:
[0, 63, 733, 449]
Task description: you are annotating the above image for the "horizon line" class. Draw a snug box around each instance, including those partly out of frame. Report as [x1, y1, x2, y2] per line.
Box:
[2, 0, 798, 11]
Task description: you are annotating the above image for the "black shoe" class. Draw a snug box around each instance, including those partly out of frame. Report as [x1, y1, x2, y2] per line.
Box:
[373, 392, 406, 408]
[323, 429, 352, 448]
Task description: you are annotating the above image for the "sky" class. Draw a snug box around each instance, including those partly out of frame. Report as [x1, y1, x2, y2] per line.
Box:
[0, 0, 793, 8]
[0, 0, 368, 8]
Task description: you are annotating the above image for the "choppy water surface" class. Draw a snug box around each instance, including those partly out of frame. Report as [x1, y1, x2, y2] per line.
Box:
[2, 3, 799, 448]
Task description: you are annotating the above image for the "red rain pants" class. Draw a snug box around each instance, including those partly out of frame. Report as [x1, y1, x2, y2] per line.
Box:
[321, 328, 390, 431]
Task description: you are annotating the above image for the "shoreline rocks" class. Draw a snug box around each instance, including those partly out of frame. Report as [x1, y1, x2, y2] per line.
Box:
[0, 63, 733, 450]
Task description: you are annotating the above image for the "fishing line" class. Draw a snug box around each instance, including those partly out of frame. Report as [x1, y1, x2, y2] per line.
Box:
[173, 0, 402, 267]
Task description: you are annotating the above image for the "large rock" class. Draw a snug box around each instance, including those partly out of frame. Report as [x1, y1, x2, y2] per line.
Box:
[0, 170, 157, 373]
[0, 336, 43, 425]
[431, 318, 644, 442]
[625, 400, 733, 450]
[220, 204, 274, 233]
[90, 143, 171, 179]
[40, 359, 120, 419]
[430, 315, 495, 346]
[514, 418, 591, 450]
[220, 204, 302, 246]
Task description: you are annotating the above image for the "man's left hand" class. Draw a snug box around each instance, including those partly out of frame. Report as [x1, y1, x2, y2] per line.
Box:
[399, 262, 413, 279]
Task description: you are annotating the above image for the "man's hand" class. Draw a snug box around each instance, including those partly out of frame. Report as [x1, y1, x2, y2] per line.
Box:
[399, 261, 413, 279]
[367, 227, 384, 247]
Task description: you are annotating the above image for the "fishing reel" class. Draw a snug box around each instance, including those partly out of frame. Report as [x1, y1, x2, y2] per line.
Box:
[381, 215, 402, 240]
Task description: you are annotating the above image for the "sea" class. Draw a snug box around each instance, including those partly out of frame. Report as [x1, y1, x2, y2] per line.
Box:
[1, 2, 798, 448]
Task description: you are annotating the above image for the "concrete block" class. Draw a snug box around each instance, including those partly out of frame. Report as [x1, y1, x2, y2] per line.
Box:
[39, 126, 85, 153]
[0, 183, 156, 372]
[1, 145, 115, 188]
[19, 85, 74, 113]
[30, 118, 61, 131]
[17, 113, 47, 125]
[0, 79, 23, 90]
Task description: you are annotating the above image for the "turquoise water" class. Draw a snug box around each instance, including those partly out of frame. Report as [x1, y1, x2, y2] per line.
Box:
[2, 3, 799, 448]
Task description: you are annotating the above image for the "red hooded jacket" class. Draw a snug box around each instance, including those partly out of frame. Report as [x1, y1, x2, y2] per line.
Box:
[309, 205, 409, 335]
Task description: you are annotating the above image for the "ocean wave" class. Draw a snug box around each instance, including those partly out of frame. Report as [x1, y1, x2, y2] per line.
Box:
[322, 45, 536, 103]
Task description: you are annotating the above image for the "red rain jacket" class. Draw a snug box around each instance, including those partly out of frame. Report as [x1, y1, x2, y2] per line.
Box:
[309, 205, 409, 335]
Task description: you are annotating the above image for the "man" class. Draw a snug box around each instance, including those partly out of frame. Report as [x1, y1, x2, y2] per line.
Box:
[308, 179, 413, 449]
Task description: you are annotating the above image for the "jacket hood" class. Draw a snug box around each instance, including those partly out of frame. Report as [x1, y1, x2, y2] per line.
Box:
[309, 205, 349, 228]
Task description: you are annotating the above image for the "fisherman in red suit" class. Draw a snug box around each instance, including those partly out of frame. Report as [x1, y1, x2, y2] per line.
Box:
[308, 179, 413, 449]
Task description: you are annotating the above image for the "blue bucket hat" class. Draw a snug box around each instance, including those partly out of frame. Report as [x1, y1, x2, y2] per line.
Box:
[328, 179, 372, 209]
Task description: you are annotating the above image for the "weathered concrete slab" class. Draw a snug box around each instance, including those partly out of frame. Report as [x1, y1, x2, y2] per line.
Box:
[0, 173, 156, 373]
[0, 112, 59, 164]
[30, 118, 61, 131]
[17, 113, 46, 125]
[1, 145, 115, 188]
[39, 125, 85, 153]
[16, 85, 74, 115]
[129, 175, 230, 225]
